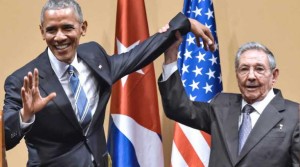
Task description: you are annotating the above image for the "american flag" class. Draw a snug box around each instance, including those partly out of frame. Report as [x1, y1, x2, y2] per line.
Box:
[171, 0, 222, 166]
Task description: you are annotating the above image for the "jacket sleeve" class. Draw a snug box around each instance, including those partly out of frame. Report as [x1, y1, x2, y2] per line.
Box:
[158, 70, 213, 134]
[3, 74, 26, 150]
[291, 112, 300, 166]
[108, 12, 191, 83]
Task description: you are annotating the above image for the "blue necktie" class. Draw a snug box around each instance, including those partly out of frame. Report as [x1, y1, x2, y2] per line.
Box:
[238, 104, 254, 154]
[68, 65, 92, 130]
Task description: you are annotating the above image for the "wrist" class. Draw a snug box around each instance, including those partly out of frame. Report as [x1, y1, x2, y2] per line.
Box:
[20, 108, 34, 123]
[164, 54, 177, 64]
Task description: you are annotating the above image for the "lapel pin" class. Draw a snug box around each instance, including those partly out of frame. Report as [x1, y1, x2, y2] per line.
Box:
[279, 124, 283, 130]
[98, 65, 102, 69]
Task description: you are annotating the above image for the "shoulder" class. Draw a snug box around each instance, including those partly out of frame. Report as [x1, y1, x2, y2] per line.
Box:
[272, 89, 299, 122]
[77, 41, 109, 58]
[274, 88, 299, 110]
[78, 41, 104, 52]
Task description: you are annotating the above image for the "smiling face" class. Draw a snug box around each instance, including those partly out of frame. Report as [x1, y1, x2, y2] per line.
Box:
[236, 49, 279, 104]
[40, 7, 87, 64]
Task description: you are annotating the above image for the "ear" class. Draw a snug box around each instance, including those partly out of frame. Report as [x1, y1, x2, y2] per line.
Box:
[39, 25, 45, 40]
[81, 21, 88, 36]
[272, 68, 279, 84]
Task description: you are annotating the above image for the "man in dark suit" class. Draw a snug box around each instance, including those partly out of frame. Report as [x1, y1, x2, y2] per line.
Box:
[159, 40, 300, 166]
[3, 0, 216, 166]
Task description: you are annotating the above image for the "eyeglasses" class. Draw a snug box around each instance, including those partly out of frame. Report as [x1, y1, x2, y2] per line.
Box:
[237, 66, 270, 76]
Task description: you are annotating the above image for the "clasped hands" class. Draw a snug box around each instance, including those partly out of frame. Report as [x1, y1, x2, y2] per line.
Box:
[159, 18, 216, 64]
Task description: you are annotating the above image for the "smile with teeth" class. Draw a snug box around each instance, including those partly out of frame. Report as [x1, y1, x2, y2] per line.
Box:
[55, 44, 69, 50]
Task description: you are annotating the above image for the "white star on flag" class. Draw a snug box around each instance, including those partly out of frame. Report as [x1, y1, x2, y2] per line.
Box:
[189, 94, 197, 101]
[196, 52, 206, 62]
[193, 66, 203, 77]
[205, 8, 214, 20]
[181, 64, 189, 75]
[116, 39, 144, 87]
[192, 7, 202, 17]
[206, 68, 215, 79]
[203, 82, 213, 93]
[184, 49, 192, 59]
[186, 34, 195, 45]
[189, 80, 200, 91]
[209, 55, 218, 65]
[182, 79, 187, 87]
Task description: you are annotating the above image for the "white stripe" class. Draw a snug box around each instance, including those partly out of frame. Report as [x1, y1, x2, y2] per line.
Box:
[171, 141, 188, 167]
[111, 114, 164, 167]
[179, 124, 210, 167]
[80, 100, 90, 122]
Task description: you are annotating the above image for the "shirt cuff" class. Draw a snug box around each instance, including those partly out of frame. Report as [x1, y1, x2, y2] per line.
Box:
[19, 112, 35, 129]
[162, 61, 178, 81]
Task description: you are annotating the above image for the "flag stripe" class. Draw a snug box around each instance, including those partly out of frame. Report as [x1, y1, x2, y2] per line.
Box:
[171, 141, 189, 167]
[111, 114, 163, 167]
[200, 131, 211, 147]
[180, 124, 210, 166]
[108, 118, 140, 167]
[173, 123, 204, 166]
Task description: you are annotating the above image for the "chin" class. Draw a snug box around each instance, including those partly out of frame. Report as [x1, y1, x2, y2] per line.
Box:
[57, 56, 72, 63]
[244, 94, 259, 102]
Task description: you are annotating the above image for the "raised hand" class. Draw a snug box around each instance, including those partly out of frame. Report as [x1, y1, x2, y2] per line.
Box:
[21, 68, 56, 122]
[188, 18, 215, 51]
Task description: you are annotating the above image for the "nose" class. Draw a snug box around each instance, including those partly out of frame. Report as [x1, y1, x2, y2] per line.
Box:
[247, 69, 256, 80]
[54, 30, 67, 42]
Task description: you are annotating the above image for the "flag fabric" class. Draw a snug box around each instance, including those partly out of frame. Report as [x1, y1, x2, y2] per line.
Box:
[107, 0, 164, 167]
[171, 0, 223, 166]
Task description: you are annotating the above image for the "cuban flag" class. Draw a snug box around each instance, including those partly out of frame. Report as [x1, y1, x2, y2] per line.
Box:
[171, 0, 223, 166]
[107, 0, 164, 166]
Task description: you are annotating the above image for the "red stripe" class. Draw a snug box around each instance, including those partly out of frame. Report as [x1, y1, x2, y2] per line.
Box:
[200, 131, 211, 147]
[173, 123, 205, 167]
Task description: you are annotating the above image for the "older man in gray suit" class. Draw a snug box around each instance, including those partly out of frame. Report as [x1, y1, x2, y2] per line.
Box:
[159, 41, 300, 167]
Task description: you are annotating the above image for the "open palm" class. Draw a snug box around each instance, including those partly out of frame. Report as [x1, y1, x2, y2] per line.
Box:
[21, 68, 56, 122]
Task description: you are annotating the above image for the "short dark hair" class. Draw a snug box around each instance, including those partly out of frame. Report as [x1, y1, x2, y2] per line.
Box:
[40, 0, 83, 24]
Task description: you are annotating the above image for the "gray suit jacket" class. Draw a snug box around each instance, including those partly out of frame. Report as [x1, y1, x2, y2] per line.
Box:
[159, 71, 300, 167]
[4, 13, 190, 167]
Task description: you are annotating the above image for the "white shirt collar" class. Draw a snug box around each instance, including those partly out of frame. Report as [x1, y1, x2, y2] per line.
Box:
[241, 89, 276, 114]
[48, 48, 79, 79]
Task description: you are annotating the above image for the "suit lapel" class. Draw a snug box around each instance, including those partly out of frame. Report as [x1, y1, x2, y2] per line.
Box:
[77, 44, 111, 85]
[236, 91, 284, 163]
[220, 98, 241, 164]
[36, 52, 82, 132]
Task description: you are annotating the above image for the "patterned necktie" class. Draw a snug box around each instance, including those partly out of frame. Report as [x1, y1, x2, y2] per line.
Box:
[68, 65, 92, 130]
[238, 104, 254, 154]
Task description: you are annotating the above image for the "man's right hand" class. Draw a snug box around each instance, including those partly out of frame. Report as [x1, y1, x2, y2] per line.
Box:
[21, 68, 56, 122]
